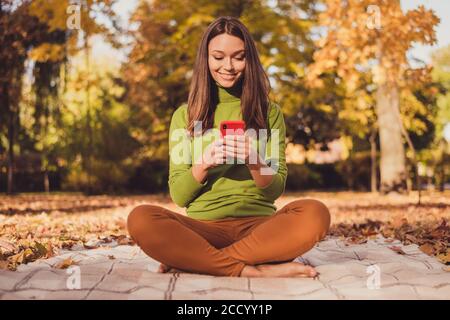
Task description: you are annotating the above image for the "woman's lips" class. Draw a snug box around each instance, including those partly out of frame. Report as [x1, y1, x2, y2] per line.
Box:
[218, 72, 237, 80]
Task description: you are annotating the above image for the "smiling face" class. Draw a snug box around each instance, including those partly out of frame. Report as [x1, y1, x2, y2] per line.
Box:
[208, 33, 246, 88]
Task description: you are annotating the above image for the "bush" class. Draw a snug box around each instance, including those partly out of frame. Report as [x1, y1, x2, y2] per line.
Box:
[286, 162, 344, 190]
[127, 158, 169, 194]
[286, 151, 380, 191]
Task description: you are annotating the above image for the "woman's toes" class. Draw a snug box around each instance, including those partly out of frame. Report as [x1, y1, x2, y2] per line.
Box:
[306, 266, 318, 277]
[158, 263, 187, 274]
[292, 263, 317, 277]
[158, 263, 170, 273]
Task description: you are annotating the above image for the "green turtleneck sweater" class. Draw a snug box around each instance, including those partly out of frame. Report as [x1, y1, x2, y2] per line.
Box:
[168, 84, 287, 220]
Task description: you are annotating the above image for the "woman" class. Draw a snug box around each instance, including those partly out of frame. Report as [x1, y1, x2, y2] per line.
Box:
[127, 16, 330, 278]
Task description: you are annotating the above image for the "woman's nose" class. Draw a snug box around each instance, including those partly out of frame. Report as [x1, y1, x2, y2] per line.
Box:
[224, 57, 234, 71]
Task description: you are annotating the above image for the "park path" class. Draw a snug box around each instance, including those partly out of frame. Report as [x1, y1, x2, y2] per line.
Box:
[1, 235, 449, 300]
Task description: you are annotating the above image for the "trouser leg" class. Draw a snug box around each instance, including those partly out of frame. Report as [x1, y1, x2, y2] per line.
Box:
[127, 205, 246, 277]
[221, 199, 331, 265]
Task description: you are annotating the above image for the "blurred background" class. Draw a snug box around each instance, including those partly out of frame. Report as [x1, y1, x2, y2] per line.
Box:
[1, 0, 449, 195]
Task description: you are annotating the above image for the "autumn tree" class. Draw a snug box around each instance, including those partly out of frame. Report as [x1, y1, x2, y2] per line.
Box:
[0, 0, 50, 194]
[0, 0, 120, 193]
[57, 55, 140, 193]
[426, 45, 450, 191]
[28, 0, 121, 193]
[306, 0, 439, 194]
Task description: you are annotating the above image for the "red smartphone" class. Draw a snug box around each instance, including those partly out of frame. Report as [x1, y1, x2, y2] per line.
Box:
[220, 120, 245, 137]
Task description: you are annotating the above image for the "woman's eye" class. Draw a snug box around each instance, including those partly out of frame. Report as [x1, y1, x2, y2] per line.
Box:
[212, 56, 244, 61]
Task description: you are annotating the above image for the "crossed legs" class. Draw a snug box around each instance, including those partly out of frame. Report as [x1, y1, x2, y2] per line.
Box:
[127, 199, 330, 277]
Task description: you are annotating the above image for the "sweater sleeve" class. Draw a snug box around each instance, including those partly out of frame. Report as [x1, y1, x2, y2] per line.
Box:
[257, 102, 288, 202]
[168, 105, 207, 208]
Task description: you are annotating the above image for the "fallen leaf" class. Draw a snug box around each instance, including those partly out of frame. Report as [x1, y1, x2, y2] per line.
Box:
[345, 236, 367, 245]
[405, 234, 418, 244]
[33, 241, 48, 258]
[0, 238, 18, 254]
[53, 257, 77, 269]
[46, 243, 55, 258]
[392, 216, 408, 228]
[8, 248, 33, 265]
[419, 243, 435, 256]
[117, 235, 134, 245]
[437, 250, 450, 265]
[83, 240, 100, 249]
[101, 236, 113, 243]
[389, 246, 406, 255]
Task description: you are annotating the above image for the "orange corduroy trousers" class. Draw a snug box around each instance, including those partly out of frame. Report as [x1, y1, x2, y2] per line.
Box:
[127, 198, 331, 277]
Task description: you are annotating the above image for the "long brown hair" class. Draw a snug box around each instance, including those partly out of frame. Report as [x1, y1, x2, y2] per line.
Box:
[187, 16, 271, 138]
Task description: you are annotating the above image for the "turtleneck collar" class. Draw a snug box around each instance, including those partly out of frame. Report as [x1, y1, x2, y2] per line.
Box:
[215, 79, 242, 103]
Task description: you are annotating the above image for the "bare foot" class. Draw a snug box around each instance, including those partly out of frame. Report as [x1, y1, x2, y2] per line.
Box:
[240, 262, 317, 278]
[157, 263, 170, 273]
[157, 263, 185, 274]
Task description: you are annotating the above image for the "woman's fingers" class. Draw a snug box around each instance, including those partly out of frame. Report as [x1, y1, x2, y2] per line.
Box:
[213, 148, 244, 164]
[207, 135, 255, 166]
[217, 146, 246, 157]
[224, 135, 248, 147]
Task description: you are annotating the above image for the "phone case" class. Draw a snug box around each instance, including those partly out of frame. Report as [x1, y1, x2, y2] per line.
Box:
[220, 120, 245, 137]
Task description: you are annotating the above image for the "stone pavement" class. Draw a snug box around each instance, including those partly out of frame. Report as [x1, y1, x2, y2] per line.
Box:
[1, 236, 449, 300]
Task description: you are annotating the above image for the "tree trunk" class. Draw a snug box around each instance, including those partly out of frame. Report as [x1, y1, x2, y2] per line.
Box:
[84, 31, 93, 194]
[7, 100, 15, 195]
[369, 128, 377, 193]
[44, 106, 50, 193]
[375, 82, 407, 194]
[44, 170, 50, 193]
[4, 80, 14, 195]
[437, 140, 448, 192]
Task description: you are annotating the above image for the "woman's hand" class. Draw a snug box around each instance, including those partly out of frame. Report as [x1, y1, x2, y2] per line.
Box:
[200, 138, 234, 170]
[197, 134, 262, 172]
[223, 134, 276, 188]
[192, 140, 227, 184]
[193, 134, 273, 188]
[222, 134, 263, 168]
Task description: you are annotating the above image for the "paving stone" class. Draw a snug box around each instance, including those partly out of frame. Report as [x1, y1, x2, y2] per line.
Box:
[336, 284, 420, 300]
[252, 288, 338, 300]
[249, 278, 324, 296]
[75, 261, 117, 275]
[86, 290, 136, 300]
[17, 269, 104, 291]
[0, 270, 32, 291]
[96, 273, 171, 293]
[127, 287, 167, 299]
[314, 263, 363, 283]
[15, 260, 52, 273]
[414, 284, 450, 300]
[171, 289, 253, 300]
[174, 274, 249, 292]
[1, 289, 90, 300]
[15, 269, 69, 291]
[390, 271, 450, 287]
[324, 272, 403, 289]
